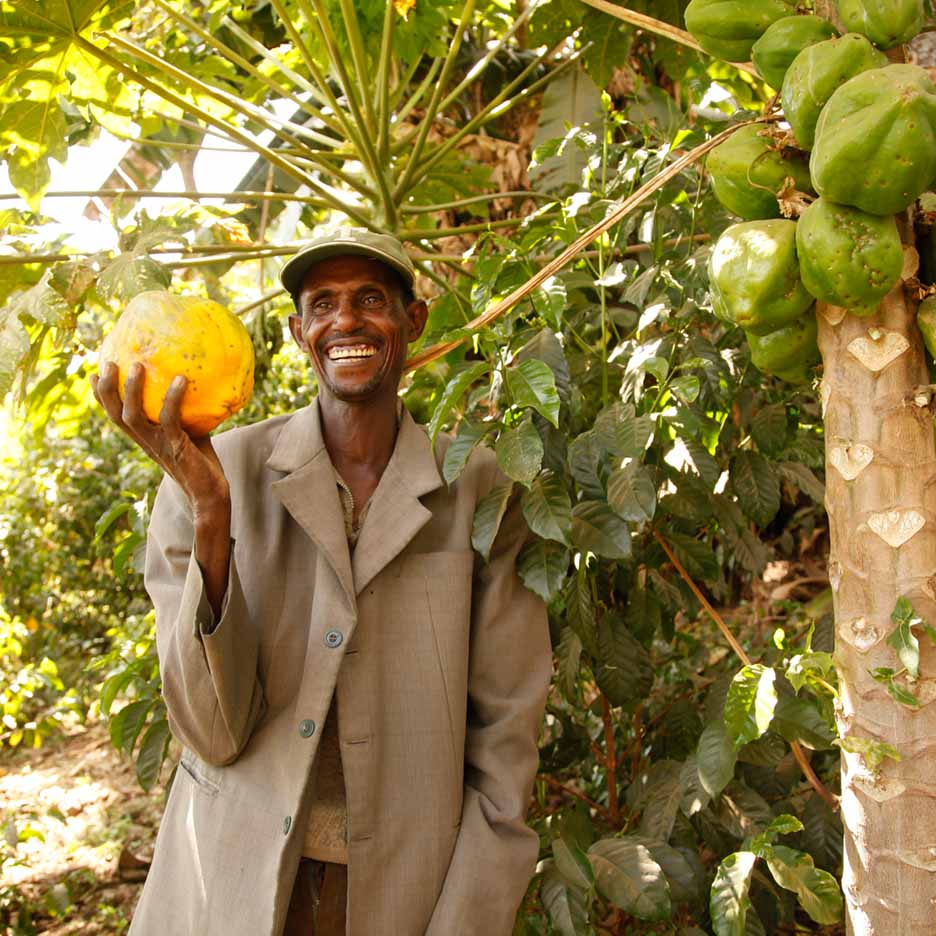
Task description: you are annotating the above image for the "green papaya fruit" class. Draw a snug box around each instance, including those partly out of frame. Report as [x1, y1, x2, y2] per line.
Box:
[917, 296, 936, 360]
[708, 219, 815, 334]
[747, 312, 820, 382]
[707, 124, 814, 220]
[751, 15, 839, 90]
[836, 0, 925, 49]
[811, 64, 936, 215]
[781, 33, 887, 149]
[685, 0, 797, 62]
[796, 198, 903, 314]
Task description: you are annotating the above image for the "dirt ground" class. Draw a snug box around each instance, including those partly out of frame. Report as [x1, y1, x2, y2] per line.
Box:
[0, 719, 165, 934]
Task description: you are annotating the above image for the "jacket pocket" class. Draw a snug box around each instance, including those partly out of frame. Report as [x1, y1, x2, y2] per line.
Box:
[178, 751, 222, 795]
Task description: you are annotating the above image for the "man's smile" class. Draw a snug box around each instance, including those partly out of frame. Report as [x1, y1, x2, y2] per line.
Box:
[323, 340, 381, 363]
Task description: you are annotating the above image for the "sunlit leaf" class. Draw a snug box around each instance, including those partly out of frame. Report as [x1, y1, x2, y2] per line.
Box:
[589, 838, 671, 921]
[710, 851, 757, 936]
[724, 665, 778, 748]
[507, 358, 561, 427]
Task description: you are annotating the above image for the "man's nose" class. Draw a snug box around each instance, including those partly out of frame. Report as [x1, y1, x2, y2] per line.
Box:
[333, 295, 363, 332]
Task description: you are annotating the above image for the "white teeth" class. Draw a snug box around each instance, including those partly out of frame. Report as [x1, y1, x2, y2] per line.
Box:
[327, 345, 377, 360]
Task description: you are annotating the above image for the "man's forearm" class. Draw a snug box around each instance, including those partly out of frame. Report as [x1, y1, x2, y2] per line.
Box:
[193, 499, 232, 620]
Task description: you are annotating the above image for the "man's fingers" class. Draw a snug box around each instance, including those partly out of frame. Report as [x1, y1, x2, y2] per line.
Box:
[93, 361, 128, 425]
[159, 376, 188, 459]
[120, 361, 148, 429]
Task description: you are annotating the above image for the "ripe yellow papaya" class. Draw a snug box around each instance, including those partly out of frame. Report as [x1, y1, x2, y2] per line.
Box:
[99, 290, 255, 436]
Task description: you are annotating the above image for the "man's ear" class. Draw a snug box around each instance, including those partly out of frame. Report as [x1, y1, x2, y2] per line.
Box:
[288, 312, 308, 352]
[405, 299, 429, 343]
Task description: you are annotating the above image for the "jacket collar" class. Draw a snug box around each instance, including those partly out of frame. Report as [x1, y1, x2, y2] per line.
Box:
[267, 398, 443, 602]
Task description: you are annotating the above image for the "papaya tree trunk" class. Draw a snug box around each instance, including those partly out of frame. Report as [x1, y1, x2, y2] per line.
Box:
[818, 261, 936, 933]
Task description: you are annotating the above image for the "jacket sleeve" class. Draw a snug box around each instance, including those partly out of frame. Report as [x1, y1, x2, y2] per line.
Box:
[427, 477, 552, 935]
[145, 475, 266, 767]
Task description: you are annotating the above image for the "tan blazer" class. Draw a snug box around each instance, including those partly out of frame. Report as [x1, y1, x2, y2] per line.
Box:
[128, 400, 551, 936]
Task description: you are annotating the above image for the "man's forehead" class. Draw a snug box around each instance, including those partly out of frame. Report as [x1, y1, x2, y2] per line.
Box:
[299, 254, 399, 291]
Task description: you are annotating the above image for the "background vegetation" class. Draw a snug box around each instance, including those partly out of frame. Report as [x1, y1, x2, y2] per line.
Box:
[3, 0, 931, 932]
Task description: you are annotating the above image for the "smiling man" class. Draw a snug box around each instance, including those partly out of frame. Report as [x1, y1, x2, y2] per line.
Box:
[93, 228, 552, 936]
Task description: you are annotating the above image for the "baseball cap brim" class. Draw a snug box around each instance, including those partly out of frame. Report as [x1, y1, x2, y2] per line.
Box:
[280, 231, 415, 299]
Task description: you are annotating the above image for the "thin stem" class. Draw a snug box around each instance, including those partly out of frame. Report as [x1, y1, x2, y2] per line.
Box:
[394, 0, 478, 200]
[74, 39, 307, 189]
[601, 694, 620, 825]
[267, 0, 372, 162]
[402, 191, 554, 213]
[398, 217, 543, 240]
[337, 0, 378, 134]
[387, 53, 424, 113]
[219, 15, 342, 132]
[237, 288, 287, 317]
[150, 0, 340, 147]
[0, 189, 335, 206]
[393, 56, 442, 130]
[403, 46, 579, 198]
[537, 774, 611, 820]
[404, 120, 758, 371]
[434, 0, 536, 115]
[578, 0, 760, 78]
[653, 530, 750, 663]
[599, 106, 610, 408]
[652, 529, 840, 812]
[375, 0, 396, 163]
[108, 33, 344, 161]
[303, 0, 396, 226]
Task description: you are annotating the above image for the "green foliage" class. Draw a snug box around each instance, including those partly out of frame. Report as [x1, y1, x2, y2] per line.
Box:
[0, 3, 853, 932]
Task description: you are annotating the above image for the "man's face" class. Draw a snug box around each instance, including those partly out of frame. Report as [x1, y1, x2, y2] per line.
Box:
[288, 254, 426, 403]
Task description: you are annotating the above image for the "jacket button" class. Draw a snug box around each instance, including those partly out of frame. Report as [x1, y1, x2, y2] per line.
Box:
[299, 719, 316, 738]
[324, 629, 343, 648]
[282, 816, 292, 835]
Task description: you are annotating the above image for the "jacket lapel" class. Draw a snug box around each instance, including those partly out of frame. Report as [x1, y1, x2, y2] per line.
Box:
[351, 407, 444, 595]
[267, 401, 355, 607]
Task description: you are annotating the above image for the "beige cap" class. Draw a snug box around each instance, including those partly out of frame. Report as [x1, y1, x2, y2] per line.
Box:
[279, 227, 416, 298]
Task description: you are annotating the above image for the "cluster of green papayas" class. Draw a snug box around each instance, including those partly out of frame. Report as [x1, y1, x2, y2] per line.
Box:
[688, 1, 936, 382]
[708, 220, 819, 382]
